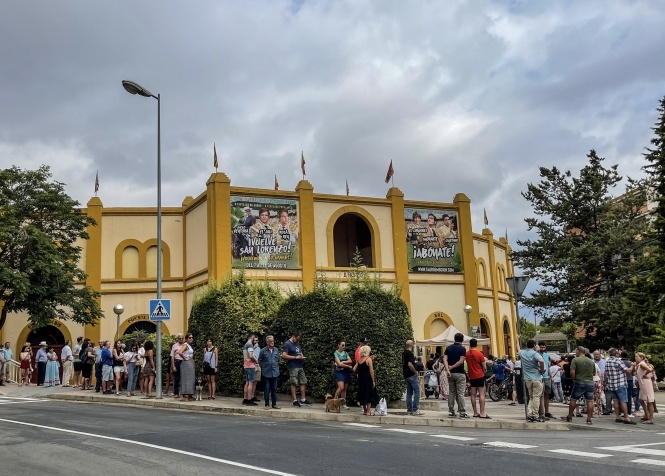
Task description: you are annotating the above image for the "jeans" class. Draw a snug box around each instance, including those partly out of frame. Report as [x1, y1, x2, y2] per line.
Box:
[525, 380, 543, 418]
[95, 363, 102, 391]
[632, 386, 641, 412]
[552, 381, 563, 402]
[627, 379, 634, 414]
[174, 360, 182, 396]
[447, 373, 467, 414]
[127, 362, 138, 392]
[264, 376, 278, 407]
[38, 361, 47, 385]
[405, 374, 421, 413]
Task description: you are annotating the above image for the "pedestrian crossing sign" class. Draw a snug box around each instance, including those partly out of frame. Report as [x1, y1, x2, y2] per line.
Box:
[149, 299, 171, 321]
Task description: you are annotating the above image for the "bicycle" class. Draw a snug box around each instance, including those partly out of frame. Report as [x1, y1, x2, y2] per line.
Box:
[488, 373, 514, 402]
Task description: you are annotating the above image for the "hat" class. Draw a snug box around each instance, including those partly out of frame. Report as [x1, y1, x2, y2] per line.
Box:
[39, 341, 47, 346]
[359, 337, 369, 344]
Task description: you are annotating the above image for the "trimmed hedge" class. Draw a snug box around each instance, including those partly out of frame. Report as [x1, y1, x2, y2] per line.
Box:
[187, 272, 284, 395]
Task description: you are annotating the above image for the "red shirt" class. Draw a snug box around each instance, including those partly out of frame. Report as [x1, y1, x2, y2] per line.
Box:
[466, 349, 486, 380]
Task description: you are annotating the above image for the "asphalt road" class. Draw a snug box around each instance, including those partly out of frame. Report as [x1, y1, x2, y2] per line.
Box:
[2, 397, 665, 475]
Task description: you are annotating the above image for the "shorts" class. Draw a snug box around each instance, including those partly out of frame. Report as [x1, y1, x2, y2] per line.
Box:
[102, 365, 114, 381]
[606, 385, 628, 404]
[245, 368, 256, 382]
[203, 366, 216, 376]
[543, 379, 552, 395]
[289, 367, 307, 385]
[113, 365, 125, 374]
[334, 369, 351, 383]
[470, 376, 486, 388]
[570, 382, 594, 401]
[73, 361, 83, 372]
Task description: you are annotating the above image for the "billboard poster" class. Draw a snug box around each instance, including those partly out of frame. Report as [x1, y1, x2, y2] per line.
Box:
[230, 196, 300, 269]
[404, 208, 462, 273]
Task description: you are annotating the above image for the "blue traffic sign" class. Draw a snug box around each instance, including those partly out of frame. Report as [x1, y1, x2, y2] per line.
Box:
[149, 299, 171, 321]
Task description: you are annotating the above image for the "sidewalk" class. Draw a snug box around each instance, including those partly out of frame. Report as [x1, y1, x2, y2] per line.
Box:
[2, 383, 664, 432]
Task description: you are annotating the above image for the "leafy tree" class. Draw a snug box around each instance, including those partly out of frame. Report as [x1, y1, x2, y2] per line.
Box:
[0, 165, 103, 330]
[513, 151, 649, 350]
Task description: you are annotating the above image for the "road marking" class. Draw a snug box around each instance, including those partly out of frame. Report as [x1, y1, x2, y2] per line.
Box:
[431, 435, 476, 441]
[0, 418, 296, 476]
[613, 448, 665, 457]
[0, 396, 44, 401]
[344, 423, 381, 428]
[599, 442, 665, 450]
[383, 429, 424, 434]
[0, 400, 43, 405]
[632, 458, 665, 467]
[548, 449, 611, 459]
[484, 442, 537, 449]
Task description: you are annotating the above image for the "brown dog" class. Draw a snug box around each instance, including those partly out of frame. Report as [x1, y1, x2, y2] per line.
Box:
[325, 394, 345, 413]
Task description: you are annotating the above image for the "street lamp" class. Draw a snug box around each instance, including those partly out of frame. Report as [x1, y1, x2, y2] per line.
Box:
[122, 79, 163, 399]
[113, 304, 124, 342]
[463, 304, 472, 336]
[506, 275, 530, 421]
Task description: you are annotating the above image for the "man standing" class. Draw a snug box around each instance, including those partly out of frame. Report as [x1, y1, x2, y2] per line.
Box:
[170, 334, 184, 397]
[259, 335, 280, 409]
[604, 348, 636, 425]
[2, 342, 12, 383]
[518, 340, 545, 422]
[101, 341, 114, 394]
[444, 332, 469, 418]
[94, 340, 104, 392]
[36, 342, 48, 386]
[402, 340, 423, 416]
[243, 333, 258, 405]
[282, 332, 312, 407]
[0, 345, 6, 386]
[593, 350, 611, 415]
[562, 346, 595, 424]
[538, 343, 554, 419]
[466, 338, 490, 418]
[61, 340, 73, 387]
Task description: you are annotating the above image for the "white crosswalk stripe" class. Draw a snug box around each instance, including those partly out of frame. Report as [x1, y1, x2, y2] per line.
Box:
[484, 441, 537, 449]
[631, 458, 665, 467]
[549, 449, 611, 459]
[383, 428, 425, 434]
[431, 434, 476, 441]
[0, 396, 45, 405]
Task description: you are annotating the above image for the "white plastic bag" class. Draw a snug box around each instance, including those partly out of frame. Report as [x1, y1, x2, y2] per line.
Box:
[374, 397, 388, 416]
[428, 375, 438, 387]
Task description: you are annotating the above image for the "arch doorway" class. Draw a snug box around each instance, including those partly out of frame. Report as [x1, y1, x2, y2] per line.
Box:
[503, 320, 512, 357]
[333, 213, 373, 267]
[124, 321, 157, 335]
[479, 318, 491, 357]
[27, 325, 66, 384]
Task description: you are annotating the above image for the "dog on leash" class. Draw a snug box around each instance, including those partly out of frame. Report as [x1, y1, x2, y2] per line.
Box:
[195, 378, 203, 401]
[324, 393, 345, 413]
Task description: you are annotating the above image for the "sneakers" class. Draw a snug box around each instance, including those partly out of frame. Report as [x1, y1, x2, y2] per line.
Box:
[458, 413, 470, 419]
[251, 397, 260, 403]
[265, 405, 270, 409]
[292, 400, 301, 408]
[272, 405, 281, 410]
[412, 410, 424, 416]
[343, 405, 350, 411]
[242, 399, 258, 406]
[300, 399, 313, 405]
[544, 413, 554, 419]
[448, 411, 457, 417]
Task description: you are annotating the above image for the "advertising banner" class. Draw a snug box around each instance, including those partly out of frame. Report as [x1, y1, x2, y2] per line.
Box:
[231, 196, 299, 269]
[405, 208, 462, 273]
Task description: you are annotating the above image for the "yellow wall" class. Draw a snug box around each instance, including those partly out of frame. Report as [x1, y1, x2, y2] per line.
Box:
[409, 282, 467, 341]
[185, 201, 208, 276]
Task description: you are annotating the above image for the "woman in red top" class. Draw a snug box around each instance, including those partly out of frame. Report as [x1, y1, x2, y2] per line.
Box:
[466, 338, 491, 419]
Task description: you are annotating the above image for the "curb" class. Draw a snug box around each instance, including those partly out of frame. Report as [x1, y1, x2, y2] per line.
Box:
[46, 394, 610, 431]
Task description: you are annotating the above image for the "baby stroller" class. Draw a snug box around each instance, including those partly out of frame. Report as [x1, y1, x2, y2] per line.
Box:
[423, 370, 440, 399]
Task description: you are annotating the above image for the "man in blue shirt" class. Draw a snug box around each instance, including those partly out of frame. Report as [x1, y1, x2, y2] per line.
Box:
[444, 333, 469, 418]
[518, 340, 545, 422]
[35, 342, 48, 386]
[258, 335, 281, 409]
[282, 332, 312, 407]
[101, 341, 114, 394]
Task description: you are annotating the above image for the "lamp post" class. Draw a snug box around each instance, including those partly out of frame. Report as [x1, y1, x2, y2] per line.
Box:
[506, 275, 530, 421]
[122, 79, 163, 399]
[113, 304, 124, 342]
[463, 304, 472, 337]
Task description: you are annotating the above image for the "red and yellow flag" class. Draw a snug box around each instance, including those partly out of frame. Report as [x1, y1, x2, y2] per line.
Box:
[274, 175, 279, 190]
[385, 160, 394, 184]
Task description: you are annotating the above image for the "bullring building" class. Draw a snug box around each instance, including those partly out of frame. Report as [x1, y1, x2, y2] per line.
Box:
[1, 173, 520, 362]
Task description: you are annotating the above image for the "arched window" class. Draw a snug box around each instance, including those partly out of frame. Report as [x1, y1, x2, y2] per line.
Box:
[122, 246, 140, 278]
[124, 321, 157, 335]
[146, 246, 159, 278]
[503, 319, 512, 356]
[332, 213, 374, 267]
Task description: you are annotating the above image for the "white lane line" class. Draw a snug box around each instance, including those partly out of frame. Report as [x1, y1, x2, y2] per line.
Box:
[344, 423, 381, 428]
[632, 458, 665, 467]
[0, 396, 45, 401]
[599, 442, 665, 450]
[548, 449, 611, 459]
[484, 442, 537, 449]
[0, 418, 296, 476]
[612, 448, 665, 457]
[383, 429, 424, 434]
[0, 400, 43, 405]
[431, 435, 476, 441]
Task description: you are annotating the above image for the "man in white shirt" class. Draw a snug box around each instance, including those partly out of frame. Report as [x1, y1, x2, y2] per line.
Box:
[0, 346, 6, 386]
[61, 340, 74, 387]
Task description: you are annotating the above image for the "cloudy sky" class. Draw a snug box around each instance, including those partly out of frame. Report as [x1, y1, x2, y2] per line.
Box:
[2, 0, 664, 248]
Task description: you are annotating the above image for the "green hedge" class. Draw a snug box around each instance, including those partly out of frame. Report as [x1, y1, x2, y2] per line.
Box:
[187, 272, 284, 395]
[120, 330, 177, 377]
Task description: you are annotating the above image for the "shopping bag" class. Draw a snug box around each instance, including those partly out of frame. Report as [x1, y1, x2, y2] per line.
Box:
[374, 397, 388, 416]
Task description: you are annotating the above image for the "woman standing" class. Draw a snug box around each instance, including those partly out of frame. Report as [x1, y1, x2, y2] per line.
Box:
[354, 345, 375, 416]
[19, 345, 32, 386]
[203, 338, 218, 400]
[333, 340, 352, 409]
[178, 334, 195, 401]
[635, 352, 656, 424]
[124, 343, 140, 397]
[434, 354, 449, 400]
[142, 341, 156, 397]
[44, 346, 61, 387]
[81, 339, 94, 390]
[112, 340, 125, 396]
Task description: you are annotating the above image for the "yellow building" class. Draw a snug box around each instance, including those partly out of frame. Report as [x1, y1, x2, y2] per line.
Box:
[1, 173, 519, 359]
